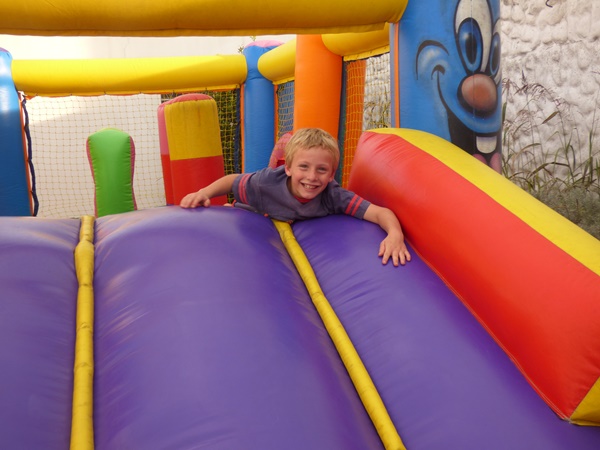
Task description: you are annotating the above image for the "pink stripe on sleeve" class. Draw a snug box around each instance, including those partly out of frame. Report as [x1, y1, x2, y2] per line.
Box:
[238, 174, 251, 204]
[345, 195, 363, 216]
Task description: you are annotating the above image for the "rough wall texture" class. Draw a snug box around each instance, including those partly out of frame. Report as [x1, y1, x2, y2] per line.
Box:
[501, 0, 600, 167]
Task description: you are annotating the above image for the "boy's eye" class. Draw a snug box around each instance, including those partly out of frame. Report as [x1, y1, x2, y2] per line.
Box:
[317, 168, 329, 173]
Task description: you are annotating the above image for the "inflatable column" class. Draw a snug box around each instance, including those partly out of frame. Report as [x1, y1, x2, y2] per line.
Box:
[242, 41, 281, 172]
[294, 35, 343, 139]
[0, 49, 32, 216]
[390, 0, 502, 171]
[158, 93, 225, 206]
[86, 128, 137, 217]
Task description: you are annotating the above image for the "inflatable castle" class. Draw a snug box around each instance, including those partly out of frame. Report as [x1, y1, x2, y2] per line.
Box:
[0, 1, 599, 449]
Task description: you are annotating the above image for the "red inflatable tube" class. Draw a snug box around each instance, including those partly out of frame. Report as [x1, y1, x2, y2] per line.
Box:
[348, 129, 600, 424]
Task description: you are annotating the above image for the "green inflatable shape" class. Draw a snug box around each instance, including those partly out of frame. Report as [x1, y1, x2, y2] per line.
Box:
[87, 128, 136, 217]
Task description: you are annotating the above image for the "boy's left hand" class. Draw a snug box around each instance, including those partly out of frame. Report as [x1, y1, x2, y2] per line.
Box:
[379, 235, 411, 266]
[362, 204, 411, 267]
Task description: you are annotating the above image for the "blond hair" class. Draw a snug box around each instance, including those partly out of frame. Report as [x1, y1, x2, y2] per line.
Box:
[284, 128, 340, 169]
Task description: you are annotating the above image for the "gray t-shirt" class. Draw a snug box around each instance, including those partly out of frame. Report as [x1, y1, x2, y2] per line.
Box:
[232, 166, 370, 222]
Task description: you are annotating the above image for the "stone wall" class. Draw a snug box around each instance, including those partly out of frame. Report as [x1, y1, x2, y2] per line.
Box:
[500, 0, 600, 171]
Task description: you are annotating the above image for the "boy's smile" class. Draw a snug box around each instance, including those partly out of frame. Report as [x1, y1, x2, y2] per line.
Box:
[285, 147, 335, 201]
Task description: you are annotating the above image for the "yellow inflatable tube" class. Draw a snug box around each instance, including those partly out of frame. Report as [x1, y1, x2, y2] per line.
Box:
[71, 215, 96, 450]
[259, 27, 392, 84]
[274, 220, 405, 450]
[0, 0, 405, 37]
[323, 24, 392, 60]
[12, 55, 248, 97]
[258, 40, 297, 84]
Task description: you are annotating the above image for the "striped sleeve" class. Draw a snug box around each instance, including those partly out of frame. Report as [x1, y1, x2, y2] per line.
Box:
[326, 183, 370, 219]
[232, 173, 253, 205]
[344, 194, 367, 217]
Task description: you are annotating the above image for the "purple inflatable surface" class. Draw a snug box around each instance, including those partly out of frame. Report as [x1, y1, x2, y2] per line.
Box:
[0, 217, 79, 449]
[293, 215, 600, 450]
[93, 207, 382, 450]
[1, 207, 599, 449]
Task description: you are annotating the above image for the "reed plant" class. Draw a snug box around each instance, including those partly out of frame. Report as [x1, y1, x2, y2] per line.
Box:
[501, 72, 600, 239]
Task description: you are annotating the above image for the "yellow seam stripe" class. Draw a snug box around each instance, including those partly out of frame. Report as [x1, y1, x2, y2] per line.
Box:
[70, 215, 96, 450]
[374, 128, 600, 276]
[273, 220, 405, 450]
[571, 377, 600, 426]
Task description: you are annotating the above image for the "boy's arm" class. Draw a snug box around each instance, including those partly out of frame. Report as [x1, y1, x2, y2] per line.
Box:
[180, 174, 239, 208]
[362, 204, 411, 266]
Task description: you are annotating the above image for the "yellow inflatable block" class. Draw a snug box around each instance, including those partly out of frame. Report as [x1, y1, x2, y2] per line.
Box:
[165, 97, 223, 160]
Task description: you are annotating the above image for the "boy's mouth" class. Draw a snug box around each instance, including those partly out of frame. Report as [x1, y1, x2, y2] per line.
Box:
[301, 182, 320, 191]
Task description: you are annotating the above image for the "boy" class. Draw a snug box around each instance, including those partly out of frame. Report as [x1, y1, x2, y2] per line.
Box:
[180, 128, 411, 266]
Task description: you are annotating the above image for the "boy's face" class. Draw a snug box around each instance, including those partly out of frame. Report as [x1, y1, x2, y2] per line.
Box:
[285, 146, 336, 200]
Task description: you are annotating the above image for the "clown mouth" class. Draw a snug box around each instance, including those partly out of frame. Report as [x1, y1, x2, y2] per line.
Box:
[446, 107, 500, 160]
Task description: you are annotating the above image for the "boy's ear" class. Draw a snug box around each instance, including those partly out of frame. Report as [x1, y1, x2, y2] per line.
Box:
[329, 166, 337, 181]
[284, 164, 292, 176]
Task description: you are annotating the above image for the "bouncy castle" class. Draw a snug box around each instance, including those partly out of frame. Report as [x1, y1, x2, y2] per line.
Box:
[1, 1, 599, 449]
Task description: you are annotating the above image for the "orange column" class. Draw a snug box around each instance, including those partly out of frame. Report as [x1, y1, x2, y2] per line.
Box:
[293, 35, 342, 138]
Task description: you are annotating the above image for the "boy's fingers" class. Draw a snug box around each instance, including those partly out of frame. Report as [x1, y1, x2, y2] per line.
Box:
[381, 247, 392, 265]
[401, 252, 408, 265]
[380, 241, 412, 266]
[379, 243, 390, 265]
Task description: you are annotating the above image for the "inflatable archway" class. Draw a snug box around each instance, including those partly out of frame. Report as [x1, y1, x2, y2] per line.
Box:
[2, 0, 504, 215]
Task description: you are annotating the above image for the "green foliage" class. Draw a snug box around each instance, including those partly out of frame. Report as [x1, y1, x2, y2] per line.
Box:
[502, 73, 600, 239]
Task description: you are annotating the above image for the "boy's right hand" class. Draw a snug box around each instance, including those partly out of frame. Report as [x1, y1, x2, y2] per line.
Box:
[180, 190, 210, 208]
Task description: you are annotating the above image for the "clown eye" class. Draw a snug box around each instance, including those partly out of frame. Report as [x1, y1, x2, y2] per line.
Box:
[490, 21, 501, 83]
[455, 0, 493, 73]
[489, 33, 500, 77]
[458, 18, 483, 73]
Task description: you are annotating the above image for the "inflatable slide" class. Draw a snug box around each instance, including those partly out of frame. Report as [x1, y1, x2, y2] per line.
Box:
[1, 130, 599, 450]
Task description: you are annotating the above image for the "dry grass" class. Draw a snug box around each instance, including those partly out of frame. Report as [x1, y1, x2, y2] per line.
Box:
[502, 73, 600, 240]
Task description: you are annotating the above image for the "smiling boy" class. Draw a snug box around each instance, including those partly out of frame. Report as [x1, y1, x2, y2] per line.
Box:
[180, 128, 411, 266]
